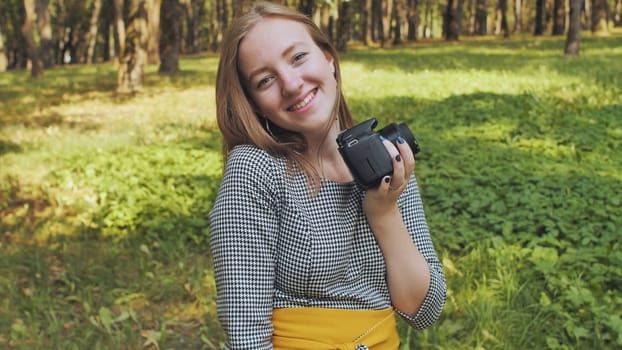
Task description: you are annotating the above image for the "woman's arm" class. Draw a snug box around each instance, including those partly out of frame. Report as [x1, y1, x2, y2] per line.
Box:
[209, 145, 280, 349]
[363, 138, 446, 328]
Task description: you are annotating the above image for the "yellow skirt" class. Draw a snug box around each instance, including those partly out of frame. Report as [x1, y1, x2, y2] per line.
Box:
[272, 307, 400, 350]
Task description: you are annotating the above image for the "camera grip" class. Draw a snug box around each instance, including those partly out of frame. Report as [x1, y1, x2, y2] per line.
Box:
[339, 136, 393, 188]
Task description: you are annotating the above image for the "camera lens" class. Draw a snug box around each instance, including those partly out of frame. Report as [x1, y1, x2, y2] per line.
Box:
[378, 123, 420, 155]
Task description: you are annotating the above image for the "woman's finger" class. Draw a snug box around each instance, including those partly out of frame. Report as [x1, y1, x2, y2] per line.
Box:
[380, 137, 406, 191]
[395, 136, 415, 177]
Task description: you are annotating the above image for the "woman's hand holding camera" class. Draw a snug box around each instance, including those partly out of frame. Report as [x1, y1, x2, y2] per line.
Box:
[363, 135, 415, 221]
[362, 136, 430, 315]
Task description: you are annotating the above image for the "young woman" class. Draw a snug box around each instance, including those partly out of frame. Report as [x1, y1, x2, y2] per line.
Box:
[209, 2, 446, 349]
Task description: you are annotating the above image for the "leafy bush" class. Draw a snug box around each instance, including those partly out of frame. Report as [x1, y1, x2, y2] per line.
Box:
[49, 144, 222, 245]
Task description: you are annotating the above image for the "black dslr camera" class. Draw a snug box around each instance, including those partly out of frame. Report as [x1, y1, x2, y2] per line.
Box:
[336, 118, 420, 188]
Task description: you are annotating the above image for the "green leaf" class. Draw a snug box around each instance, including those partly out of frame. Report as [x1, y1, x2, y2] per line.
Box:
[98, 307, 113, 333]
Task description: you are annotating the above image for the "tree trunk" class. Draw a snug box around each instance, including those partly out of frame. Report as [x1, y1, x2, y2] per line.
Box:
[57, 21, 70, 64]
[69, 25, 81, 64]
[361, 0, 373, 45]
[116, 0, 149, 93]
[444, 0, 464, 41]
[184, 0, 196, 53]
[159, 0, 182, 74]
[513, 0, 524, 32]
[407, 0, 419, 41]
[394, 0, 408, 44]
[147, 0, 162, 64]
[102, 23, 111, 62]
[534, 0, 546, 35]
[0, 25, 7, 72]
[367, 0, 376, 43]
[591, 0, 609, 35]
[372, 0, 381, 41]
[582, 0, 592, 29]
[564, 0, 581, 57]
[320, 2, 332, 41]
[22, 0, 44, 78]
[615, 0, 622, 26]
[495, 0, 509, 37]
[380, 0, 393, 47]
[474, 0, 487, 34]
[424, 0, 435, 38]
[101, 3, 112, 61]
[336, 0, 351, 52]
[35, 0, 52, 68]
[84, 0, 103, 64]
[215, 0, 228, 49]
[113, 0, 126, 58]
[184, 0, 205, 54]
[209, 0, 222, 51]
[552, 0, 565, 35]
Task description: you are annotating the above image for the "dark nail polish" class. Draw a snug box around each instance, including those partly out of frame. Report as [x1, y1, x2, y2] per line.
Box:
[395, 154, 402, 162]
[397, 136, 405, 144]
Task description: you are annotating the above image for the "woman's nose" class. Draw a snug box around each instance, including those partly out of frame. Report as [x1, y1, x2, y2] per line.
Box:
[280, 69, 303, 97]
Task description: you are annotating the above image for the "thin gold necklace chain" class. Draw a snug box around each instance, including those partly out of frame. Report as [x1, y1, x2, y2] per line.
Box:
[351, 310, 396, 343]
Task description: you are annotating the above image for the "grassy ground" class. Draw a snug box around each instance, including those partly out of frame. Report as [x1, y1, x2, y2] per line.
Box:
[1, 33, 621, 349]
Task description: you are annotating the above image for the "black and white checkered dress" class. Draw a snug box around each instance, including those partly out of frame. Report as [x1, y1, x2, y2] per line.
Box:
[209, 144, 446, 349]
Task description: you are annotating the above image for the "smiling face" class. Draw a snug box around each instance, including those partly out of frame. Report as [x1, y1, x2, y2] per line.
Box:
[238, 17, 338, 141]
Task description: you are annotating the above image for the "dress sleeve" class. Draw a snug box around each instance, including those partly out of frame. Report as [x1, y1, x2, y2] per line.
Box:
[209, 145, 281, 349]
[395, 173, 447, 329]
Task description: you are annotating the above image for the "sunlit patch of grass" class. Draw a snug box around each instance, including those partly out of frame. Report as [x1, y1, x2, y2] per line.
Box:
[510, 137, 579, 158]
[343, 65, 597, 104]
[1, 74, 218, 196]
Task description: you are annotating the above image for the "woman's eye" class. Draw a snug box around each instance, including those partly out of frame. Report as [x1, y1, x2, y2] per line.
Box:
[256, 76, 273, 89]
[293, 52, 308, 62]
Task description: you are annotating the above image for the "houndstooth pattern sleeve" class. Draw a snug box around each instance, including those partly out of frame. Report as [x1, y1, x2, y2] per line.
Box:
[209, 145, 282, 349]
[394, 174, 447, 329]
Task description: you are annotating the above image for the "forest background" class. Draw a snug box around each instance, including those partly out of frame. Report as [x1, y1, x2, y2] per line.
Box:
[1, 0, 621, 349]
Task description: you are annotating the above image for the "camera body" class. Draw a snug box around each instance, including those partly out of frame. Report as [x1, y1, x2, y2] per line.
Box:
[336, 118, 420, 188]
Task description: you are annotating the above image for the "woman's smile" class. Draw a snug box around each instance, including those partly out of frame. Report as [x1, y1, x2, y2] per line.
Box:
[287, 88, 317, 112]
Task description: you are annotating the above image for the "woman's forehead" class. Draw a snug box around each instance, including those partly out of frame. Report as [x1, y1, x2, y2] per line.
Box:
[238, 17, 315, 71]
[245, 17, 310, 45]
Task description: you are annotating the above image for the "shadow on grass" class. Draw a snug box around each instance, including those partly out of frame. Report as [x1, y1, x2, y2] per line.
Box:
[145, 68, 217, 88]
[0, 139, 21, 155]
[0, 236, 225, 349]
[349, 90, 621, 247]
[350, 90, 621, 155]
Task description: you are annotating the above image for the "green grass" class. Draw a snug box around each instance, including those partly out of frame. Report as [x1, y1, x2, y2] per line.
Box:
[1, 34, 621, 349]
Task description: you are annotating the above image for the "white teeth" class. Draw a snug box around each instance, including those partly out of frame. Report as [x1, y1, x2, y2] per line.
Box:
[289, 90, 315, 111]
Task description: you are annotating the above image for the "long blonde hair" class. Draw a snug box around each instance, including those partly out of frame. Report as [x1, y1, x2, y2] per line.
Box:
[215, 1, 354, 190]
